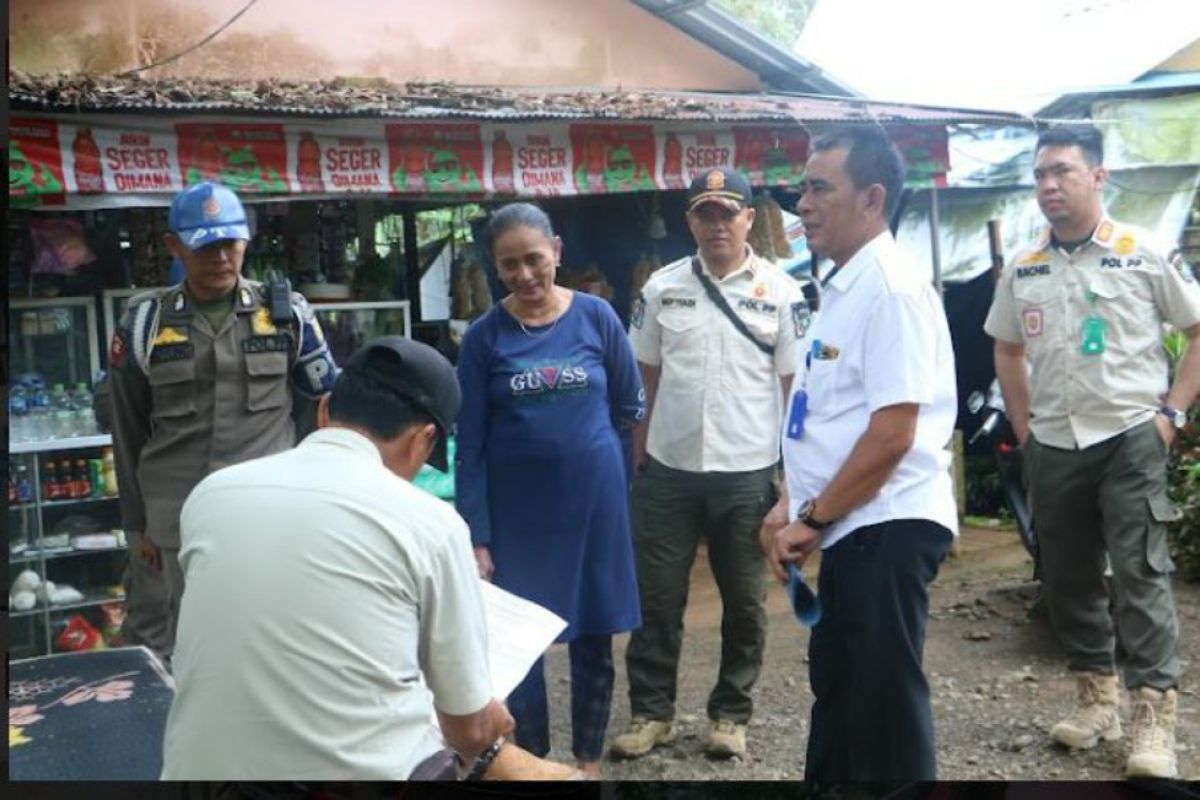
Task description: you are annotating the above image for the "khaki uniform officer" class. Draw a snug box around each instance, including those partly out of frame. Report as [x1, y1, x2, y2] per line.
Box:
[109, 182, 338, 660]
[985, 125, 1200, 778]
[612, 167, 804, 761]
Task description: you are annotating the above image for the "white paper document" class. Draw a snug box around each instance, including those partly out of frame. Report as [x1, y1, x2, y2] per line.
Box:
[479, 579, 567, 699]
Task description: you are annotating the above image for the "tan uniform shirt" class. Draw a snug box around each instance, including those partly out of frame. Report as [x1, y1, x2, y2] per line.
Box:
[629, 246, 805, 472]
[984, 216, 1200, 449]
[109, 276, 337, 549]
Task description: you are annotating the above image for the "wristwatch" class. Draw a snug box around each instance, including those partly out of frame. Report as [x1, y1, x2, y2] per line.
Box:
[1159, 404, 1187, 430]
[797, 498, 836, 531]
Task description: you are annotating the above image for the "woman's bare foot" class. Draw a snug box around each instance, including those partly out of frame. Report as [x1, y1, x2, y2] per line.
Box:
[576, 760, 602, 779]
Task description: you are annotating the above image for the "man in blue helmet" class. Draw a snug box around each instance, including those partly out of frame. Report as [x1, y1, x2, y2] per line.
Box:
[108, 181, 339, 661]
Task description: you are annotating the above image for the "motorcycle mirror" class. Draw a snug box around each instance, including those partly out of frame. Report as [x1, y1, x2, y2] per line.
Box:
[967, 391, 985, 414]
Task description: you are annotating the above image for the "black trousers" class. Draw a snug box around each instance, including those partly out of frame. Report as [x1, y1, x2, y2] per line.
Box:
[804, 518, 953, 783]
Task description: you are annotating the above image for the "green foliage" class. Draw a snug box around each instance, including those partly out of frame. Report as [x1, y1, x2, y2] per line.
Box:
[714, 0, 816, 46]
[1166, 331, 1200, 580]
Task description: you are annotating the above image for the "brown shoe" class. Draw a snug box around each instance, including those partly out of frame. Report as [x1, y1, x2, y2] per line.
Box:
[483, 741, 584, 781]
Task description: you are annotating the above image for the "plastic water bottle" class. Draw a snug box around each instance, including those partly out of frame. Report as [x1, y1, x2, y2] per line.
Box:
[50, 384, 75, 440]
[8, 386, 30, 443]
[29, 385, 51, 442]
[72, 382, 96, 437]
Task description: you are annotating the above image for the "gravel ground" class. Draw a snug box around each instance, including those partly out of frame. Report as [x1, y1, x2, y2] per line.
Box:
[535, 526, 1199, 781]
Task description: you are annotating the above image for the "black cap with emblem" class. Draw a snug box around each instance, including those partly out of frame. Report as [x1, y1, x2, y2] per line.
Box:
[687, 167, 753, 213]
[342, 336, 461, 472]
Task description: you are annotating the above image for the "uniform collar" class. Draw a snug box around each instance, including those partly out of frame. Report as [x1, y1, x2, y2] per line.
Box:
[304, 426, 385, 466]
[826, 230, 895, 293]
[1036, 213, 1115, 252]
[166, 276, 260, 316]
[696, 245, 758, 283]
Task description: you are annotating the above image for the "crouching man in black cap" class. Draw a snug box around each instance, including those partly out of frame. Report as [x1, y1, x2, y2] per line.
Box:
[162, 337, 578, 780]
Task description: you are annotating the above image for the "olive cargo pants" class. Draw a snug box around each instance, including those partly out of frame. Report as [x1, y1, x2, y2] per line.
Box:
[1027, 419, 1181, 689]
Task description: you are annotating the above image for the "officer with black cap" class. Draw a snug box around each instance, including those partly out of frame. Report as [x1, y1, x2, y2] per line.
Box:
[164, 337, 577, 781]
[108, 181, 338, 661]
[613, 167, 806, 761]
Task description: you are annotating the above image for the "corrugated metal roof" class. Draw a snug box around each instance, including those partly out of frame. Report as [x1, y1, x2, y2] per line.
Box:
[9, 72, 1026, 125]
[630, 0, 860, 97]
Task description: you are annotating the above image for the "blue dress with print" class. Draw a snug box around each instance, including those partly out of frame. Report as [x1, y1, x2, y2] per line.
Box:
[455, 292, 644, 642]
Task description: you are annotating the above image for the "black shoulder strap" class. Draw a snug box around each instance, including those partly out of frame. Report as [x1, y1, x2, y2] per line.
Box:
[691, 258, 774, 357]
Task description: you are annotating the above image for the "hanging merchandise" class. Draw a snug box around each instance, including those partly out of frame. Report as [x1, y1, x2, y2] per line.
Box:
[466, 258, 494, 318]
[747, 194, 793, 262]
[630, 253, 663, 316]
[127, 207, 171, 286]
[576, 265, 615, 301]
[30, 218, 97, 275]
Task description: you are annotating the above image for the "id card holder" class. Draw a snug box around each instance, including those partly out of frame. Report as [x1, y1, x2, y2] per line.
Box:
[1080, 315, 1107, 356]
[786, 389, 808, 440]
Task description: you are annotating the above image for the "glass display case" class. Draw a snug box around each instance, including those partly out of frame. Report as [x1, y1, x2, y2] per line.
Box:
[10, 297, 103, 447]
[311, 300, 413, 367]
[9, 438, 127, 658]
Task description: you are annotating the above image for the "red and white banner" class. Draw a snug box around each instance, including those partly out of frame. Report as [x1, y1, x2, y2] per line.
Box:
[10, 114, 951, 208]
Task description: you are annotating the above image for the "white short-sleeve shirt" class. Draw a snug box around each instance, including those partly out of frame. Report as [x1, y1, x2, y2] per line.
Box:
[782, 232, 959, 548]
[630, 246, 805, 473]
[162, 427, 491, 780]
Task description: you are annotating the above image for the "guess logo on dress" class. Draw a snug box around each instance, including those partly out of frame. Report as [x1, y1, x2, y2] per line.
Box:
[509, 363, 589, 396]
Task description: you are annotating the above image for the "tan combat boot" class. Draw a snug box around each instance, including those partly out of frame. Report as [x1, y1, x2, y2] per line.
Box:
[484, 742, 584, 780]
[1125, 687, 1179, 778]
[704, 720, 748, 759]
[1050, 671, 1122, 749]
[610, 718, 676, 758]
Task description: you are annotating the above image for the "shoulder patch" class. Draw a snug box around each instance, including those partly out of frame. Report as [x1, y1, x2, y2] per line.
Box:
[1095, 220, 1114, 244]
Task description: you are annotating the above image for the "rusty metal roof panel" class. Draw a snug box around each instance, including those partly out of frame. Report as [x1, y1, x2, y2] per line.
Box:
[8, 72, 1028, 125]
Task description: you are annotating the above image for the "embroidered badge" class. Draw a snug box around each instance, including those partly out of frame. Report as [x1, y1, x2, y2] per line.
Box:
[173, 293, 186, 312]
[239, 288, 254, 308]
[1114, 233, 1136, 256]
[1017, 249, 1049, 267]
[1023, 307, 1045, 337]
[110, 328, 129, 369]
[152, 327, 188, 346]
[1095, 221, 1114, 244]
[1169, 249, 1195, 283]
[753, 283, 766, 298]
[791, 301, 812, 339]
[706, 170, 726, 190]
[631, 296, 646, 329]
[252, 308, 278, 335]
[202, 196, 221, 218]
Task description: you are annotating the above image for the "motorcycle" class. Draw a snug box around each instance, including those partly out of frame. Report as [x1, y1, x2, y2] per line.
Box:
[967, 380, 1039, 578]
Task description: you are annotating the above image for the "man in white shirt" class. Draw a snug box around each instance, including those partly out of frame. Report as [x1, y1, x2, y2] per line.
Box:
[763, 127, 958, 781]
[612, 167, 805, 761]
[164, 338, 528, 780]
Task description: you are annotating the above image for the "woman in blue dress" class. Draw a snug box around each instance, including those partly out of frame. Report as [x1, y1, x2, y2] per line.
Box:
[456, 203, 644, 777]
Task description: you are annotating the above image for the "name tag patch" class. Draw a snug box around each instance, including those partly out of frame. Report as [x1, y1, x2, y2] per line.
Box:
[150, 342, 195, 363]
[661, 297, 696, 308]
[1100, 256, 1146, 270]
[736, 298, 777, 315]
[1016, 264, 1051, 279]
[243, 334, 291, 354]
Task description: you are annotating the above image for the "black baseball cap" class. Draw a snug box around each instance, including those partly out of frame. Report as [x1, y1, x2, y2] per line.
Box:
[343, 336, 461, 472]
[687, 167, 752, 212]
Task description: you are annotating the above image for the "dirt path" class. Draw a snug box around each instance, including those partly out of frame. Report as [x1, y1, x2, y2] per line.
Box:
[538, 526, 1200, 780]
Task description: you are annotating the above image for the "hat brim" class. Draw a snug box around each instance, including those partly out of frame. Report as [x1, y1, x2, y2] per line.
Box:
[177, 223, 250, 250]
[426, 429, 450, 473]
[688, 193, 746, 213]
